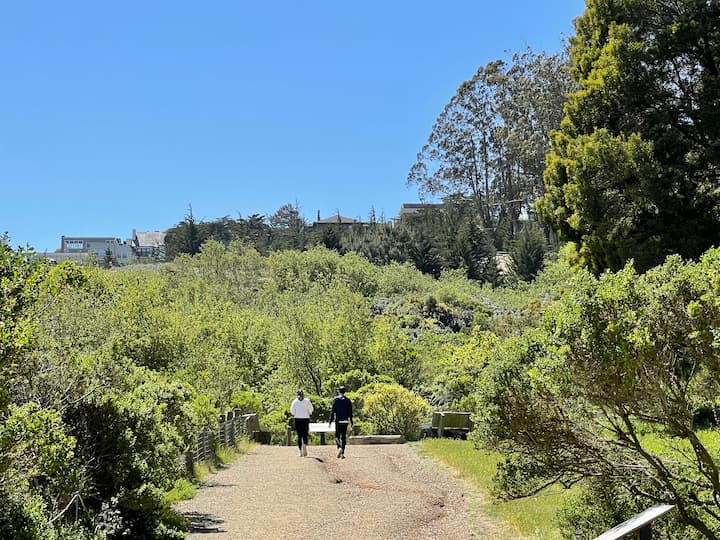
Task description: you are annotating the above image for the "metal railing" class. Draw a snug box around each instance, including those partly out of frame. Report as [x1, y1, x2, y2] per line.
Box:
[186, 410, 258, 465]
[593, 505, 675, 540]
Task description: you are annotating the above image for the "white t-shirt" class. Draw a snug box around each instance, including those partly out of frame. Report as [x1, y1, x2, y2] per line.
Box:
[290, 397, 314, 419]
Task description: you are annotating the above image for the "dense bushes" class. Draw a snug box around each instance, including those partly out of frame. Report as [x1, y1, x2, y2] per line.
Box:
[4, 241, 527, 537]
[17, 237, 703, 537]
[360, 384, 432, 441]
[472, 248, 720, 538]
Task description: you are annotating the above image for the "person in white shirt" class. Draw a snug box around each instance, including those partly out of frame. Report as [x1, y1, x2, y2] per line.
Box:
[290, 389, 314, 457]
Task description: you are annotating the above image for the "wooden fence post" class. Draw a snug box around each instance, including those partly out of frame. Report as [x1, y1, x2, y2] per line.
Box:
[183, 410, 260, 469]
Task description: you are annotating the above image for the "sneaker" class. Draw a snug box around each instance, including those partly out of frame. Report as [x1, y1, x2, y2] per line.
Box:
[337, 447, 343, 458]
[302, 444, 307, 457]
[341, 451, 346, 459]
[298, 449, 303, 457]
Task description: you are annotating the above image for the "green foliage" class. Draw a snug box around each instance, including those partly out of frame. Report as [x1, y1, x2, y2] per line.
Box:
[474, 248, 720, 538]
[0, 404, 76, 540]
[427, 328, 497, 408]
[454, 217, 499, 283]
[0, 403, 75, 482]
[267, 247, 379, 296]
[538, 0, 720, 273]
[376, 262, 435, 295]
[271, 284, 373, 395]
[62, 360, 199, 538]
[0, 487, 54, 540]
[339, 222, 405, 265]
[324, 369, 393, 393]
[556, 478, 693, 540]
[0, 244, 47, 373]
[510, 223, 547, 281]
[163, 479, 196, 504]
[165, 206, 205, 259]
[230, 389, 264, 414]
[366, 316, 421, 388]
[539, 129, 662, 273]
[361, 383, 431, 441]
[0, 234, 584, 538]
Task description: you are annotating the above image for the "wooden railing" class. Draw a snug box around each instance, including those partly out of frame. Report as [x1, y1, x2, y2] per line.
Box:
[186, 410, 258, 465]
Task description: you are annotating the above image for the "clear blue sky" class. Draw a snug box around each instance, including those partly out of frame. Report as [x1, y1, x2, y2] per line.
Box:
[0, 0, 585, 252]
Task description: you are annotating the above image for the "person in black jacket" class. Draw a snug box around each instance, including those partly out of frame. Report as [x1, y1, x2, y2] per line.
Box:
[329, 386, 353, 458]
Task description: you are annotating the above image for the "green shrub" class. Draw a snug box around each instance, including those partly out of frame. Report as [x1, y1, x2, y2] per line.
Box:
[361, 383, 431, 441]
[62, 360, 199, 538]
[0, 488, 52, 540]
[262, 409, 297, 445]
[230, 389, 264, 414]
[325, 369, 392, 393]
[557, 478, 693, 539]
[510, 223, 547, 281]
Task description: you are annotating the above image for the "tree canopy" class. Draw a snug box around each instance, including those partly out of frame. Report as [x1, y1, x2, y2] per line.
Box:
[408, 50, 573, 238]
[537, 0, 720, 273]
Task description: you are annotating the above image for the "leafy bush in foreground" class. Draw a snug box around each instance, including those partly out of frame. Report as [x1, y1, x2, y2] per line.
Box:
[361, 383, 432, 441]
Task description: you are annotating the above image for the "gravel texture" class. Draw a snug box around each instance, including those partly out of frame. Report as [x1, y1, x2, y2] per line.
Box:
[175, 444, 505, 539]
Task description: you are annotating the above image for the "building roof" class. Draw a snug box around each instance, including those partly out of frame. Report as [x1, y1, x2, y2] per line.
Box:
[314, 214, 364, 225]
[398, 203, 445, 216]
[134, 231, 166, 247]
[62, 236, 123, 242]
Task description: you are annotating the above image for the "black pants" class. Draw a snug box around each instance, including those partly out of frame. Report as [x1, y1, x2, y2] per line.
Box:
[294, 418, 309, 449]
[335, 421, 349, 450]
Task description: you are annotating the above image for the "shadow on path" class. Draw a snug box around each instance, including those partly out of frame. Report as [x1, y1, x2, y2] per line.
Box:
[184, 511, 226, 534]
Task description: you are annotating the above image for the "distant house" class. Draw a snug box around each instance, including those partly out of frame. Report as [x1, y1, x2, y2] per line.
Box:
[59, 235, 133, 263]
[312, 213, 366, 229]
[131, 230, 166, 261]
[46, 230, 166, 265]
[397, 203, 445, 223]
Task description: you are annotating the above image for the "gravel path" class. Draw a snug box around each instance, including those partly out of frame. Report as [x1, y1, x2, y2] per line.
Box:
[175, 444, 505, 539]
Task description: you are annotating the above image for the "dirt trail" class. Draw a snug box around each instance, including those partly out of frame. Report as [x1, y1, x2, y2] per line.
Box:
[175, 444, 506, 540]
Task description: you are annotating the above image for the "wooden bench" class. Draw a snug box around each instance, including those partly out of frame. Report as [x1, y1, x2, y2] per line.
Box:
[242, 413, 272, 444]
[286, 422, 337, 446]
[429, 411, 473, 439]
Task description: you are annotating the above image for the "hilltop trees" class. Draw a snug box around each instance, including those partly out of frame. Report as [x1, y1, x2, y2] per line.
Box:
[537, 0, 720, 273]
[165, 207, 204, 259]
[162, 205, 504, 284]
[268, 203, 307, 251]
[408, 50, 573, 243]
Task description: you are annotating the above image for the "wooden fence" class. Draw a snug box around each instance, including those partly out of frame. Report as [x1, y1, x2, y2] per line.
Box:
[186, 410, 259, 466]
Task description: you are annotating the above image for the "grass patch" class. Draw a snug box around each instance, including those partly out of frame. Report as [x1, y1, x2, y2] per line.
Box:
[192, 461, 214, 483]
[167, 440, 258, 505]
[418, 438, 570, 539]
[193, 440, 259, 482]
[215, 446, 238, 464]
[164, 478, 196, 504]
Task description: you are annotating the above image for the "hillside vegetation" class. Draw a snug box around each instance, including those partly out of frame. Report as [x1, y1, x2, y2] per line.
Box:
[3, 0, 720, 537]
[3, 240, 720, 538]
